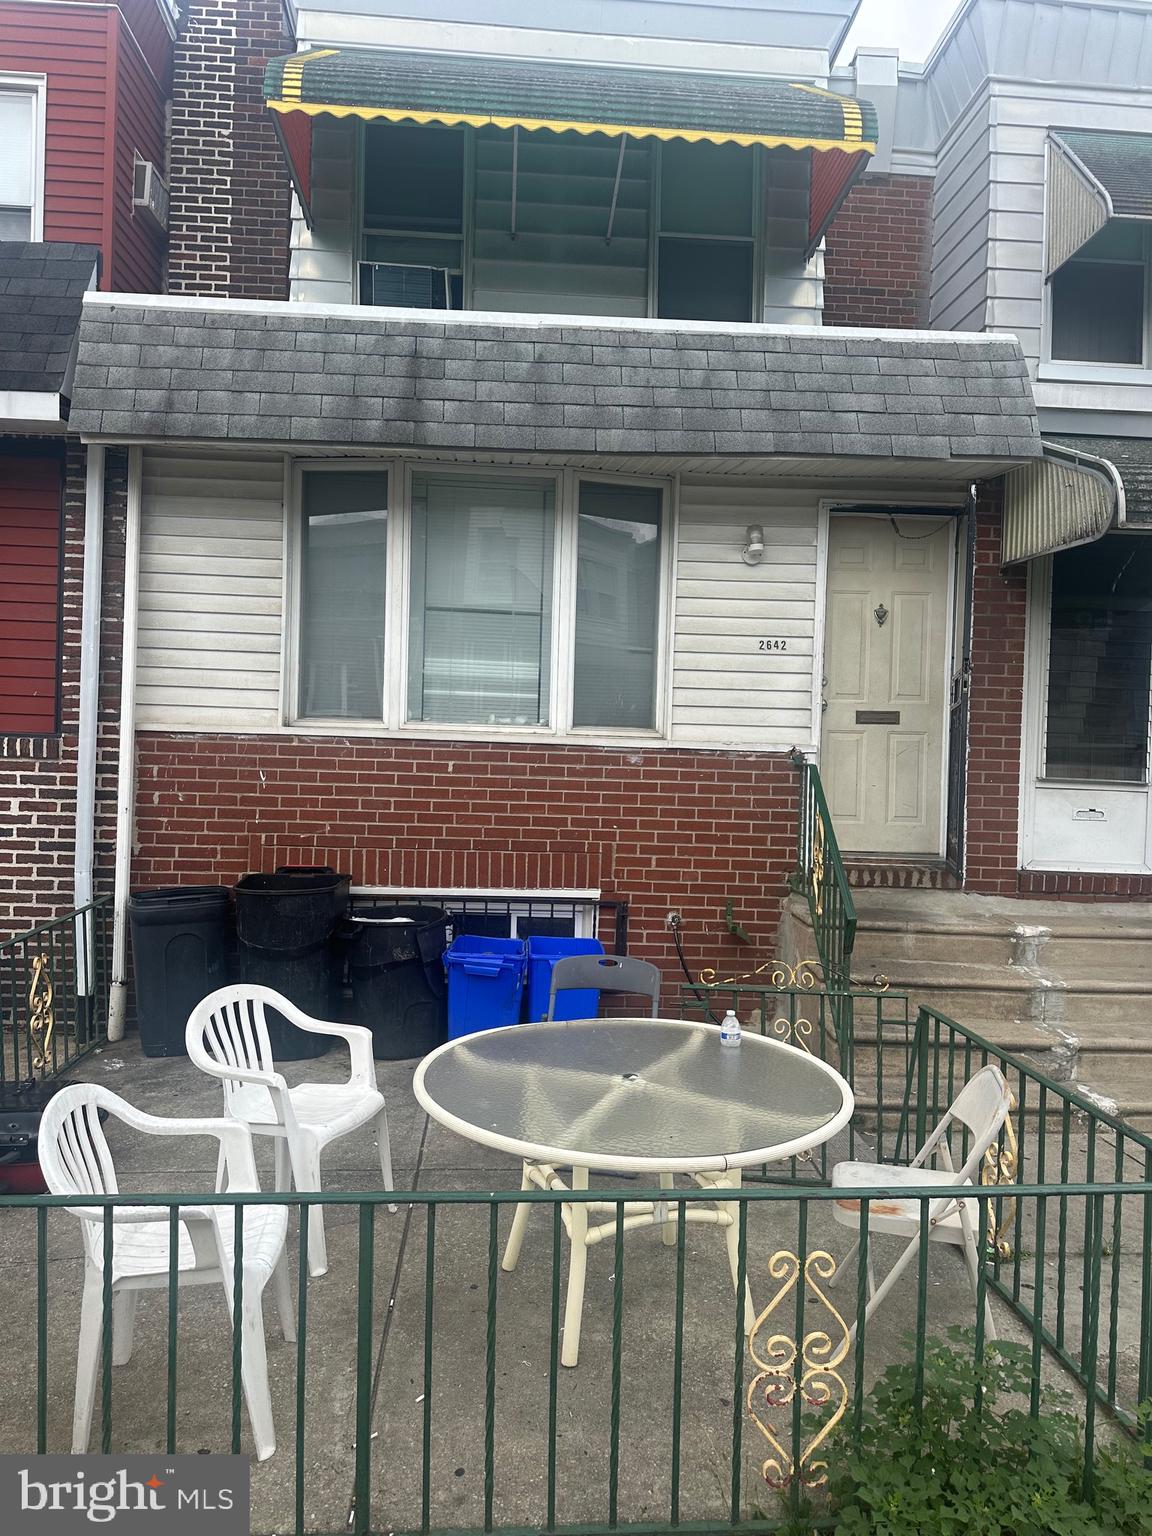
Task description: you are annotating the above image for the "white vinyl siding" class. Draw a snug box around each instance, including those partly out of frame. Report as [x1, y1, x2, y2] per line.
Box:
[670, 480, 819, 748]
[137, 452, 286, 728]
[290, 118, 357, 306]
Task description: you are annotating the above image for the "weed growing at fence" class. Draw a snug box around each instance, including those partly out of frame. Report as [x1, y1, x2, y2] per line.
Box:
[810, 1330, 1152, 1534]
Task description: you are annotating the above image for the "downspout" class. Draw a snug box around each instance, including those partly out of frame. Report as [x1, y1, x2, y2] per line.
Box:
[73, 446, 105, 999]
[107, 446, 142, 1042]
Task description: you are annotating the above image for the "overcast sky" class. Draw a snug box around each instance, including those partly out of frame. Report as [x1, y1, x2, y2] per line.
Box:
[837, 0, 961, 65]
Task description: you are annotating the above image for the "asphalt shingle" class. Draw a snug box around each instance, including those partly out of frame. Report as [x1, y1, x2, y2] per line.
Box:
[69, 300, 1042, 462]
[0, 242, 98, 395]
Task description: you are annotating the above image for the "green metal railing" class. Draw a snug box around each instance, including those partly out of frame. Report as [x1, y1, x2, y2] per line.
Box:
[3, 1176, 1148, 1535]
[792, 761, 856, 1049]
[0, 898, 111, 1085]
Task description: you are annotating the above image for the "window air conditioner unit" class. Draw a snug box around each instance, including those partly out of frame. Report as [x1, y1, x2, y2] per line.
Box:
[132, 158, 169, 232]
[359, 262, 457, 310]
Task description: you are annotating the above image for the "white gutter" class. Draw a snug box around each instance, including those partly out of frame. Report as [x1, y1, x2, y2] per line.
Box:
[73, 445, 105, 998]
[107, 446, 142, 1042]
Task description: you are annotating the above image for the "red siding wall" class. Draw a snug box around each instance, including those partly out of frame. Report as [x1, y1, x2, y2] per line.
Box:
[118, 0, 174, 88]
[0, 450, 61, 735]
[823, 174, 934, 330]
[110, 21, 168, 293]
[130, 735, 800, 1002]
[0, 4, 111, 258]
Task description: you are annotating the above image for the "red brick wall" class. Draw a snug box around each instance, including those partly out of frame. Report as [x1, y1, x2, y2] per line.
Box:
[962, 483, 1027, 895]
[167, 0, 293, 299]
[0, 446, 126, 937]
[130, 733, 800, 1000]
[823, 174, 934, 330]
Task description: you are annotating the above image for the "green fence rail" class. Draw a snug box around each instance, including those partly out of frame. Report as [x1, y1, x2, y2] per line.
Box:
[792, 760, 856, 1050]
[0, 898, 111, 1085]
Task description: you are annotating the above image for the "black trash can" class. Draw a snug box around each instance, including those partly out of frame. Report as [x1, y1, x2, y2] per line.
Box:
[129, 885, 231, 1057]
[234, 871, 346, 1060]
[343, 903, 449, 1059]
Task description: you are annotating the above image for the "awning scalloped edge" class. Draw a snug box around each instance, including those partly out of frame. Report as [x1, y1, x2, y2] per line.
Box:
[265, 98, 877, 157]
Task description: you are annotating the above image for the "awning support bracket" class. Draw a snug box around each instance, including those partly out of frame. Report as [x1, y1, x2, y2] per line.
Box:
[510, 125, 520, 242]
[605, 132, 628, 245]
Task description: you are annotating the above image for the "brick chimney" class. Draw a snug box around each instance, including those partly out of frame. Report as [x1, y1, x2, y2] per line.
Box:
[166, 0, 294, 299]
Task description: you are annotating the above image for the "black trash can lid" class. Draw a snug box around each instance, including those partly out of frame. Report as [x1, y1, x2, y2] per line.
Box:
[129, 884, 230, 907]
[235, 872, 343, 896]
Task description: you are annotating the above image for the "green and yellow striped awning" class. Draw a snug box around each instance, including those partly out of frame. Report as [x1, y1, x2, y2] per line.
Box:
[264, 47, 877, 247]
[265, 47, 877, 155]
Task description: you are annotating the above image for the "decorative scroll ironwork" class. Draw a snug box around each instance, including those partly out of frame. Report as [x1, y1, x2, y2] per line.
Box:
[810, 813, 826, 918]
[747, 1250, 850, 1490]
[770, 1014, 815, 1055]
[698, 957, 823, 990]
[28, 953, 55, 1072]
[981, 1094, 1019, 1258]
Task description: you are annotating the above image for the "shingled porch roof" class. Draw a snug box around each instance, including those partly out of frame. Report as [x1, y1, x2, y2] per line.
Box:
[69, 295, 1041, 469]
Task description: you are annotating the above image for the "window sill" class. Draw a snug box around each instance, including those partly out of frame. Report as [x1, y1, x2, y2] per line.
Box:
[287, 718, 668, 749]
[1037, 362, 1152, 386]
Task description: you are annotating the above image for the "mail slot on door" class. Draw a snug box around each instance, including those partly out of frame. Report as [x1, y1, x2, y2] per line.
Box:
[855, 710, 901, 724]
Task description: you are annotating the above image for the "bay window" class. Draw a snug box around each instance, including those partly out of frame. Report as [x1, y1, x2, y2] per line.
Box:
[295, 469, 666, 735]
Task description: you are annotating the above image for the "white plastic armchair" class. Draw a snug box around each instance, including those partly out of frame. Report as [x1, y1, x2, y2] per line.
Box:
[186, 984, 396, 1279]
[830, 1063, 1012, 1340]
[38, 1082, 294, 1460]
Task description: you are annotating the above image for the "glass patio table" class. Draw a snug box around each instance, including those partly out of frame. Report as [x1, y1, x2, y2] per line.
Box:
[414, 1018, 854, 1365]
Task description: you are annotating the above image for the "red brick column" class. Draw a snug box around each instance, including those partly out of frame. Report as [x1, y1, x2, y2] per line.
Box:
[963, 482, 1028, 893]
[823, 174, 934, 330]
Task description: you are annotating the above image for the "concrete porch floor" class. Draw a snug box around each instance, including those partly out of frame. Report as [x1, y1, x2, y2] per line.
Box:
[0, 1037, 1095, 1533]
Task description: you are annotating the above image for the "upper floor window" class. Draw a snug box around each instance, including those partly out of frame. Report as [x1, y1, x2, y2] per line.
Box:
[360, 123, 465, 309]
[0, 83, 43, 241]
[657, 140, 756, 322]
[1050, 223, 1147, 366]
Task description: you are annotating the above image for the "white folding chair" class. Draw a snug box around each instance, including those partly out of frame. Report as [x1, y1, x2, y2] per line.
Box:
[39, 1082, 293, 1460]
[186, 984, 396, 1278]
[830, 1063, 1012, 1340]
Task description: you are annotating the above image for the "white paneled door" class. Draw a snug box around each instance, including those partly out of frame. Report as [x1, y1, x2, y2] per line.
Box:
[821, 515, 953, 856]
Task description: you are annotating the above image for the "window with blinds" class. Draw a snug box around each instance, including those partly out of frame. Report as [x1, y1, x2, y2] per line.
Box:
[298, 470, 389, 719]
[407, 475, 555, 726]
[574, 483, 662, 729]
[0, 90, 37, 241]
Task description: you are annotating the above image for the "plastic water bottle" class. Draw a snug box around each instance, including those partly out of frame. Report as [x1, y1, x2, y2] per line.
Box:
[719, 1009, 742, 1047]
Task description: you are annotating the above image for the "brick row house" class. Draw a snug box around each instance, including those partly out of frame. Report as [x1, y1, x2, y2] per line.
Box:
[0, 0, 174, 941]
[16, 0, 1152, 1059]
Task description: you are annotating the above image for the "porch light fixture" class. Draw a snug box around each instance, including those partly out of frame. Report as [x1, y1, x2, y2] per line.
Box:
[742, 525, 765, 565]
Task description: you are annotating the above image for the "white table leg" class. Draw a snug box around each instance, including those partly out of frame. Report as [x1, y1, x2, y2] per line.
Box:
[502, 1160, 534, 1273]
[561, 1165, 590, 1368]
[719, 1170, 755, 1334]
[658, 1170, 676, 1246]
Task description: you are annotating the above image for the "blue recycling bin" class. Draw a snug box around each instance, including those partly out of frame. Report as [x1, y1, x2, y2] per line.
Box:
[525, 937, 605, 1022]
[444, 935, 526, 1039]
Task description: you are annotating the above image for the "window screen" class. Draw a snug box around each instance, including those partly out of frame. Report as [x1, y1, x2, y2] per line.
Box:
[0, 92, 35, 239]
[299, 471, 389, 719]
[657, 237, 754, 322]
[408, 475, 555, 725]
[573, 483, 662, 729]
[1044, 537, 1152, 782]
[1050, 225, 1146, 364]
[660, 141, 755, 237]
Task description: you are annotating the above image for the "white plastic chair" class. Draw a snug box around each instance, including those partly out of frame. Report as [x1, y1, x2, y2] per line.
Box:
[830, 1063, 1012, 1340]
[186, 984, 396, 1279]
[39, 1082, 293, 1460]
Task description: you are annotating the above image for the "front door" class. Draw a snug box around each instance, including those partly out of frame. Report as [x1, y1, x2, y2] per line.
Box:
[821, 514, 953, 856]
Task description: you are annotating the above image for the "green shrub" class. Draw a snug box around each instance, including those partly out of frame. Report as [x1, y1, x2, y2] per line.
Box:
[809, 1330, 1152, 1535]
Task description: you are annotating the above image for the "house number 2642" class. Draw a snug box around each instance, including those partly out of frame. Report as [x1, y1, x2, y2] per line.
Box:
[758, 639, 787, 651]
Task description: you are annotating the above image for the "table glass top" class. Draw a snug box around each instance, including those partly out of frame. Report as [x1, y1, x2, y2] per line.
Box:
[419, 1019, 848, 1166]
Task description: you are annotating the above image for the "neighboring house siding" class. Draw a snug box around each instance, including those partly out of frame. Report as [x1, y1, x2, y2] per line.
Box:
[119, 0, 175, 88]
[130, 731, 801, 999]
[137, 451, 285, 730]
[290, 118, 356, 305]
[110, 27, 168, 294]
[0, 445, 126, 935]
[0, 3, 111, 264]
[671, 480, 817, 748]
[823, 174, 932, 329]
[928, 102, 993, 339]
[0, 451, 61, 735]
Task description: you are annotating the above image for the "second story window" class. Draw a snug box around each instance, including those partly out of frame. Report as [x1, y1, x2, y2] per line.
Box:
[1050, 223, 1147, 366]
[656, 141, 757, 322]
[361, 123, 465, 308]
[0, 85, 42, 241]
